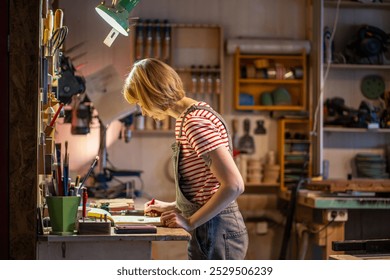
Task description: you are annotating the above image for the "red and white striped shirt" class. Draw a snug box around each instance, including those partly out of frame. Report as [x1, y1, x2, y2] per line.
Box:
[175, 102, 229, 205]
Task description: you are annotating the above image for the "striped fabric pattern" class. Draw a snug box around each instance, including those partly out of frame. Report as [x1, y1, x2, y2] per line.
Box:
[175, 102, 229, 205]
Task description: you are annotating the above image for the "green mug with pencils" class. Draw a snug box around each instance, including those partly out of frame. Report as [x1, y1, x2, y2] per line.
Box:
[46, 196, 81, 235]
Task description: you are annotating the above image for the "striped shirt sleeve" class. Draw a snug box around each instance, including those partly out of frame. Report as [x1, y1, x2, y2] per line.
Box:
[183, 112, 229, 158]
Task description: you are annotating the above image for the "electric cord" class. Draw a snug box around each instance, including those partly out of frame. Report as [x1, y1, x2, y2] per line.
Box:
[307, 217, 335, 234]
[311, 0, 342, 136]
[295, 217, 336, 259]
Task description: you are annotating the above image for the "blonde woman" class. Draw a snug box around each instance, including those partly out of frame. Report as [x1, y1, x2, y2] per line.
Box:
[123, 58, 248, 260]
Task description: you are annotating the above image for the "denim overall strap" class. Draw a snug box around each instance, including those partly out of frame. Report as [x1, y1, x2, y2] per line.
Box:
[173, 105, 233, 217]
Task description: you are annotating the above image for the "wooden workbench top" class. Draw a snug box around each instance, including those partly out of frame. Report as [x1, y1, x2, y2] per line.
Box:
[305, 179, 390, 193]
[38, 227, 191, 242]
[279, 189, 390, 209]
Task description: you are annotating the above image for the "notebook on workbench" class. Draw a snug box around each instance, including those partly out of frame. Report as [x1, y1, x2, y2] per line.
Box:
[111, 215, 161, 225]
[87, 208, 161, 225]
[114, 225, 157, 234]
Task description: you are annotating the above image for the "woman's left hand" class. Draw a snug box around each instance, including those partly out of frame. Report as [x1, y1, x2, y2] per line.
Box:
[160, 210, 192, 231]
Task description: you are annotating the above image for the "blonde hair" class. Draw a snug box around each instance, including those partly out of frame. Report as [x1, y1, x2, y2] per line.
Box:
[122, 58, 185, 114]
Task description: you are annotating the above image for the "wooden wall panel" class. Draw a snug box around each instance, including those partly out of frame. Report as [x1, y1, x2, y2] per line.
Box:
[9, 0, 40, 259]
[0, 0, 9, 261]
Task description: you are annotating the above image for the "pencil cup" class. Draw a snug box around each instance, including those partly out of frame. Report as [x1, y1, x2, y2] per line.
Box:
[46, 196, 81, 235]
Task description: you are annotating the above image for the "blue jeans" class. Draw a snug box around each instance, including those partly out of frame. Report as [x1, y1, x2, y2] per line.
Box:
[188, 202, 248, 260]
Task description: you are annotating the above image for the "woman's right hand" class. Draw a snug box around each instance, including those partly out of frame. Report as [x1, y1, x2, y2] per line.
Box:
[144, 199, 176, 216]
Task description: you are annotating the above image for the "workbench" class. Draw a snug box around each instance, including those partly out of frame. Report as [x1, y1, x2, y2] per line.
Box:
[37, 227, 191, 260]
[280, 180, 390, 260]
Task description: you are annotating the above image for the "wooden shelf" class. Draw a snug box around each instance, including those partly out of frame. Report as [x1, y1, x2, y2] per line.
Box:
[239, 79, 303, 84]
[175, 67, 220, 73]
[324, 0, 390, 9]
[323, 127, 390, 133]
[305, 179, 390, 193]
[130, 22, 223, 113]
[325, 63, 390, 70]
[278, 119, 312, 192]
[234, 48, 307, 111]
[285, 139, 311, 144]
[318, 1, 390, 180]
[235, 105, 306, 111]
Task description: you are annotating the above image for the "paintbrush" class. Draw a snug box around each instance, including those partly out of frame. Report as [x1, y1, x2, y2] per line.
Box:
[79, 156, 99, 188]
[55, 143, 63, 196]
[63, 141, 69, 196]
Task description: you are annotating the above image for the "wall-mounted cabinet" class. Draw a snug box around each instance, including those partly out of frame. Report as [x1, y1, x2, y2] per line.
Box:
[234, 48, 307, 111]
[313, 0, 390, 179]
[130, 22, 224, 133]
[278, 119, 312, 192]
[233, 47, 311, 193]
[170, 24, 223, 112]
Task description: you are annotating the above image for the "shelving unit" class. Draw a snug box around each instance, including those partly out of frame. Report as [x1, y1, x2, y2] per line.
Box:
[313, 0, 390, 179]
[130, 20, 223, 137]
[129, 22, 223, 134]
[324, 0, 390, 9]
[324, 127, 390, 133]
[170, 24, 223, 111]
[278, 119, 312, 192]
[234, 48, 307, 111]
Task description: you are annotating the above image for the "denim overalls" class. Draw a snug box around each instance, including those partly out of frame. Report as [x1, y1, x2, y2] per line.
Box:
[171, 104, 248, 260]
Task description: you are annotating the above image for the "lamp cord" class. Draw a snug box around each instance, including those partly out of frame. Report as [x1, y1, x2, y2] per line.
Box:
[311, 0, 341, 136]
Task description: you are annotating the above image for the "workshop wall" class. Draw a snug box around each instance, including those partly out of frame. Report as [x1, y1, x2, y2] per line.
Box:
[57, 0, 308, 259]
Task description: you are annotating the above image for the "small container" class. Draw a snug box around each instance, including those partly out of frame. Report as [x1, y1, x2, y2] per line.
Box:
[214, 66, 221, 94]
[323, 160, 329, 180]
[144, 20, 153, 58]
[145, 116, 154, 130]
[190, 65, 198, 95]
[135, 113, 145, 130]
[198, 66, 205, 94]
[153, 19, 161, 59]
[260, 91, 273, 106]
[162, 19, 171, 63]
[206, 65, 213, 94]
[135, 20, 144, 60]
[161, 118, 170, 130]
[154, 120, 162, 130]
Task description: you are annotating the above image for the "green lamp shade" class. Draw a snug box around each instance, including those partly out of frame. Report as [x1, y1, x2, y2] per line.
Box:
[95, 0, 140, 36]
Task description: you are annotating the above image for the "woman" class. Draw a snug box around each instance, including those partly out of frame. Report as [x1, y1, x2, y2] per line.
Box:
[122, 58, 248, 260]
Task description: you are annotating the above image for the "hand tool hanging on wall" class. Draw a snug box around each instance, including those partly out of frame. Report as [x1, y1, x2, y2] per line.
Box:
[238, 118, 255, 154]
[254, 120, 266, 134]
